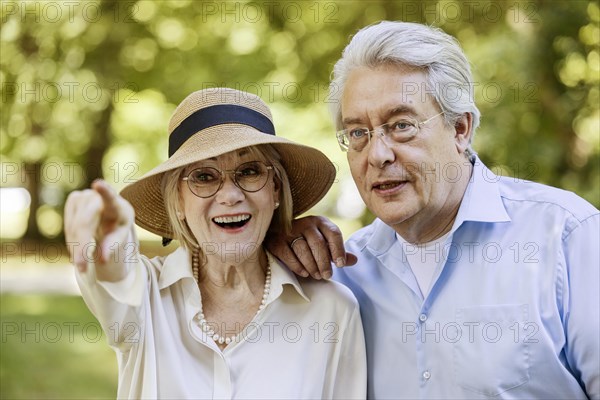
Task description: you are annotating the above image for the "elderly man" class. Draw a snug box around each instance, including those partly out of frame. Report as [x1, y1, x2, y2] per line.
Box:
[269, 21, 599, 399]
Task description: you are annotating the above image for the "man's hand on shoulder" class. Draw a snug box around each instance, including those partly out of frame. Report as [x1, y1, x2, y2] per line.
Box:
[265, 216, 357, 280]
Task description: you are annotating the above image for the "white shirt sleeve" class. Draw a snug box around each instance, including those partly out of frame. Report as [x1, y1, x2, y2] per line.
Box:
[74, 228, 149, 351]
[332, 302, 367, 399]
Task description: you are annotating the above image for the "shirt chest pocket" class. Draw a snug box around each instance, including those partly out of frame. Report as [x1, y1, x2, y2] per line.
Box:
[453, 304, 530, 397]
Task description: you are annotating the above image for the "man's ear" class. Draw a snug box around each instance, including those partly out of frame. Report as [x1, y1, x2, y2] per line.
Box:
[454, 112, 473, 154]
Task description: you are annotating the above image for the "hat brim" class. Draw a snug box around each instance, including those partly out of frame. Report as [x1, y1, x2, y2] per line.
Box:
[120, 124, 336, 239]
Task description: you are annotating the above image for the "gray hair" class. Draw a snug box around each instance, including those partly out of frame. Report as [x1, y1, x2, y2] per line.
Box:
[329, 21, 481, 156]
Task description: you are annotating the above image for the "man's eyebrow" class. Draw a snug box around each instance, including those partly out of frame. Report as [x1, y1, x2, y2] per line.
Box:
[341, 116, 364, 126]
[342, 105, 418, 127]
[386, 105, 418, 118]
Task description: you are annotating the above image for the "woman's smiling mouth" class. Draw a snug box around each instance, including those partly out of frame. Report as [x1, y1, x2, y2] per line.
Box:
[212, 214, 252, 229]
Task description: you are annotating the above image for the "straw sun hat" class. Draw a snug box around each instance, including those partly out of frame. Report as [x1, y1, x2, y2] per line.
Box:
[120, 88, 336, 240]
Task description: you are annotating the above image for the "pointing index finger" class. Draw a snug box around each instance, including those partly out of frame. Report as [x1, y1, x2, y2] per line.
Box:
[92, 179, 121, 221]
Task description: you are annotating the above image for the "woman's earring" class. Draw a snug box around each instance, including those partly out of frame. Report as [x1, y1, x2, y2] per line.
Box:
[176, 211, 184, 220]
[274, 201, 280, 209]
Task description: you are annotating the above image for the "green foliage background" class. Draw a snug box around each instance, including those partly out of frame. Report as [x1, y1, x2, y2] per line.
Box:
[1, 0, 599, 242]
[0, 0, 598, 398]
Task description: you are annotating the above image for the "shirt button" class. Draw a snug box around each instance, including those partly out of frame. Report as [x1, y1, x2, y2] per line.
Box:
[423, 370, 431, 380]
[419, 313, 427, 322]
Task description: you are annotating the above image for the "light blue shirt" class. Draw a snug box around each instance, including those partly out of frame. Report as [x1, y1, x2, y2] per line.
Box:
[335, 157, 599, 399]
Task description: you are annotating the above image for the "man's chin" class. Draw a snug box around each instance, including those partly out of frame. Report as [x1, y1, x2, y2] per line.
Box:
[372, 205, 413, 227]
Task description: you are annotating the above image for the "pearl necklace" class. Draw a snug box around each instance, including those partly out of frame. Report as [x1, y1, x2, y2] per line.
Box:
[191, 251, 271, 346]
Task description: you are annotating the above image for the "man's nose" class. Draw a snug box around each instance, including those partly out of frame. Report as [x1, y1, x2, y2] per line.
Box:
[367, 130, 395, 168]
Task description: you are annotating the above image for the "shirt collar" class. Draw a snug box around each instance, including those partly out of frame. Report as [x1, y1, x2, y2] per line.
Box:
[266, 252, 310, 303]
[452, 155, 511, 228]
[158, 247, 194, 290]
[158, 247, 309, 303]
[365, 156, 511, 254]
[365, 219, 398, 255]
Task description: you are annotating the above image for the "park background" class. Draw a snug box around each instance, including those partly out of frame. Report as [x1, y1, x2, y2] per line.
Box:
[1, 0, 598, 398]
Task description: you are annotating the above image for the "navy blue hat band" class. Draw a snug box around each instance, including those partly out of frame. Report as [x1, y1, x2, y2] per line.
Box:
[168, 104, 275, 157]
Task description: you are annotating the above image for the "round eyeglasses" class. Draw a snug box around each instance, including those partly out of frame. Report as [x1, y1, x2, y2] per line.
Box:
[182, 161, 274, 198]
[336, 112, 445, 152]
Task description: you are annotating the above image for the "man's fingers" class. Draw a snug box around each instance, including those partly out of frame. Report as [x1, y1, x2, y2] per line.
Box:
[289, 216, 330, 278]
[345, 252, 358, 266]
[317, 221, 357, 267]
[290, 236, 322, 279]
[264, 234, 310, 278]
[276, 240, 310, 278]
[317, 219, 347, 267]
[265, 216, 354, 279]
[300, 230, 333, 279]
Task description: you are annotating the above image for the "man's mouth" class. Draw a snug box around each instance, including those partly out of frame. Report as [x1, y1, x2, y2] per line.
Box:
[372, 181, 406, 191]
[212, 214, 251, 229]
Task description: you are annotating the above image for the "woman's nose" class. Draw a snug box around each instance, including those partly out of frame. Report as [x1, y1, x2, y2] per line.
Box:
[214, 175, 245, 205]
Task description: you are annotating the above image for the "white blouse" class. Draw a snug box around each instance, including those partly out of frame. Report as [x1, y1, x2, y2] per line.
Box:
[75, 246, 367, 399]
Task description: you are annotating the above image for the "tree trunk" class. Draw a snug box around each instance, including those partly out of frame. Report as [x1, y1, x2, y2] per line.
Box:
[84, 101, 113, 187]
[23, 161, 43, 241]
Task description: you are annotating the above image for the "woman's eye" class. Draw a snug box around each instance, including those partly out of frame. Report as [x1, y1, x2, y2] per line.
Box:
[240, 167, 259, 176]
[237, 162, 263, 176]
[192, 170, 217, 182]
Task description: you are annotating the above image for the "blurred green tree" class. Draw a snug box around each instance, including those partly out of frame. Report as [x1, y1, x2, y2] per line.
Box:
[1, 0, 597, 243]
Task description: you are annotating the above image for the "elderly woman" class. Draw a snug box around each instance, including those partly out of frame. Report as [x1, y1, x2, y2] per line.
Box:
[64, 88, 366, 399]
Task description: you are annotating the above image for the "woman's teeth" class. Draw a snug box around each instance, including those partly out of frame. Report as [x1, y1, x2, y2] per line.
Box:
[213, 215, 250, 224]
[212, 214, 251, 228]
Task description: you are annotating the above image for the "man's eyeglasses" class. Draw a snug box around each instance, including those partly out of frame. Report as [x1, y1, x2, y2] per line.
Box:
[336, 112, 445, 152]
[182, 161, 274, 198]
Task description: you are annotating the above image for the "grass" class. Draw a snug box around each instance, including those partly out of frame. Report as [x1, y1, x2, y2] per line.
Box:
[0, 240, 174, 399]
[0, 294, 118, 399]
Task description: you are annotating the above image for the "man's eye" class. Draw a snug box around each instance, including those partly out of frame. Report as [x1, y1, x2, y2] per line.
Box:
[391, 120, 414, 131]
[349, 129, 368, 139]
